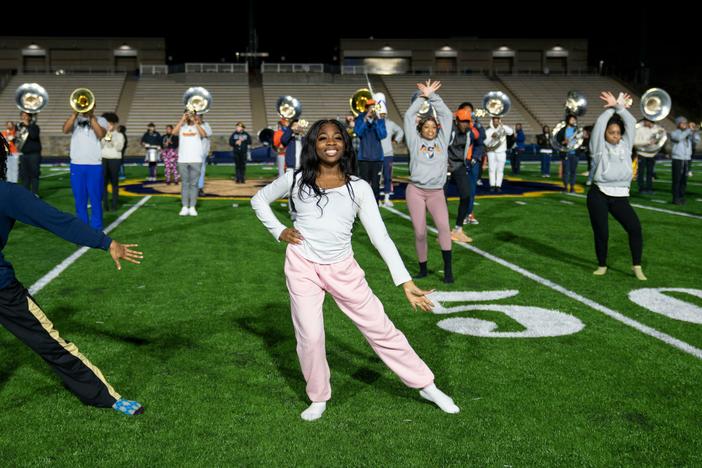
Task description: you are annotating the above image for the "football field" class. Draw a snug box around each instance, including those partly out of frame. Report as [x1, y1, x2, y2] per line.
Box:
[1, 161, 701, 466]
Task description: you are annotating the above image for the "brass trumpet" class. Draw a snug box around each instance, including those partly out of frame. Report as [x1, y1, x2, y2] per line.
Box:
[70, 88, 95, 113]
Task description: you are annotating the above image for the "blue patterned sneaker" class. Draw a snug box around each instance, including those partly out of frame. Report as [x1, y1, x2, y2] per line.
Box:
[112, 399, 145, 416]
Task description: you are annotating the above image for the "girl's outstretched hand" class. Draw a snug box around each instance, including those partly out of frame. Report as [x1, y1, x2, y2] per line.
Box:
[417, 80, 442, 98]
[109, 241, 143, 271]
[599, 91, 618, 108]
[279, 227, 304, 245]
[402, 280, 435, 312]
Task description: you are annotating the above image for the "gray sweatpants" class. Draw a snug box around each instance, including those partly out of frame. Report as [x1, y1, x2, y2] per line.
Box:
[178, 163, 202, 208]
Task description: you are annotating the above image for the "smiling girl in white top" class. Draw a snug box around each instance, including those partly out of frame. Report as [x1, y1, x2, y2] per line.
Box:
[252, 119, 459, 421]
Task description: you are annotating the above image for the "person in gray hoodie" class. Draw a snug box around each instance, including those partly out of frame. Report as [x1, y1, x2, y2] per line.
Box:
[587, 91, 646, 281]
[669, 116, 700, 204]
[404, 80, 454, 283]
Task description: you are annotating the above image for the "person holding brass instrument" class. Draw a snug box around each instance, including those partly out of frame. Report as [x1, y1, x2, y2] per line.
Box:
[485, 116, 513, 193]
[101, 113, 125, 212]
[634, 119, 661, 194]
[355, 98, 387, 204]
[587, 91, 646, 281]
[63, 96, 108, 230]
[280, 119, 305, 175]
[557, 114, 580, 193]
[17, 112, 42, 195]
[670, 116, 700, 205]
[173, 111, 207, 216]
[196, 114, 213, 197]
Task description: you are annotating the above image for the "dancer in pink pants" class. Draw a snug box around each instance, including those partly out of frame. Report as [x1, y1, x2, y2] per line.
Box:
[252, 119, 459, 421]
[404, 80, 454, 283]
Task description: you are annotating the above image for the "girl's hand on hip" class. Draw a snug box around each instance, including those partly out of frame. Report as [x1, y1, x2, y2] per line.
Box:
[279, 228, 304, 245]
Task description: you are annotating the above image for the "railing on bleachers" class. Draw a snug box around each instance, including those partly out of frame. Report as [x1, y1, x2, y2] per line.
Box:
[184, 63, 248, 73]
[261, 63, 325, 74]
[140, 65, 169, 75]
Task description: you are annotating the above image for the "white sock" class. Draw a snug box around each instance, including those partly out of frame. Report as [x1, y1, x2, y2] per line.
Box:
[300, 402, 326, 421]
[419, 384, 460, 414]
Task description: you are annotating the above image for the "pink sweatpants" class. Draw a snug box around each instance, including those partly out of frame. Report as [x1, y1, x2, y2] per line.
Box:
[405, 183, 452, 262]
[284, 246, 435, 402]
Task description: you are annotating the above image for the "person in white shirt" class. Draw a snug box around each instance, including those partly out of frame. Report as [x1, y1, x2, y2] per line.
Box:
[173, 111, 208, 216]
[251, 119, 459, 422]
[100, 112, 125, 212]
[62, 107, 108, 229]
[485, 116, 514, 192]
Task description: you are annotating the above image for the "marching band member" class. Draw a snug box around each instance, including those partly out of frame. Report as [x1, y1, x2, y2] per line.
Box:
[230, 121, 251, 183]
[17, 112, 42, 195]
[100, 113, 125, 212]
[140, 122, 161, 182]
[173, 111, 207, 216]
[670, 116, 700, 205]
[354, 98, 387, 204]
[485, 116, 513, 193]
[556, 114, 580, 193]
[62, 106, 108, 230]
[161, 125, 180, 185]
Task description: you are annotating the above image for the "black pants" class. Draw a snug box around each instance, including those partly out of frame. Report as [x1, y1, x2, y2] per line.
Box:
[448, 166, 471, 228]
[637, 157, 655, 192]
[0, 280, 120, 407]
[510, 150, 521, 174]
[586, 185, 643, 267]
[671, 159, 689, 203]
[103, 159, 121, 211]
[358, 161, 383, 201]
[19, 152, 41, 195]
[234, 152, 247, 182]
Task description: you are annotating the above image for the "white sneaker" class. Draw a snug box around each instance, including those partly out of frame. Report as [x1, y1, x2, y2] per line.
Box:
[179, 207, 189, 216]
[383, 200, 394, 207]
[188, 207, 198, 216]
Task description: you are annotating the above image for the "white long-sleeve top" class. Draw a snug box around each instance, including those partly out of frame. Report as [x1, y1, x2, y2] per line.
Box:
[251, 171, 411, 286]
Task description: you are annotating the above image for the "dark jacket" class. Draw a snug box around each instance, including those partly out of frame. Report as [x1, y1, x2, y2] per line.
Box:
[280, 126, 305, 169]
[141, 131, 162, 147]
[162, 134, 179, 149]
[229, 131, 251, 156]
[0, 182, 111, 290]
[18, 122, 41, 154]
[354, 113, 387, 162]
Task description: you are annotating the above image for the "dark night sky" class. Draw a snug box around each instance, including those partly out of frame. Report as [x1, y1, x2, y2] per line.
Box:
[7, 4, 699, 109]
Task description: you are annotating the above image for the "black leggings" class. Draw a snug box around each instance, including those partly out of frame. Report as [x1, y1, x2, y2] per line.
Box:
[358, 161, 383, 201]
[586, 185, 643, 267]
[103, 159, 121, 210]
[448, 166, 471, 228]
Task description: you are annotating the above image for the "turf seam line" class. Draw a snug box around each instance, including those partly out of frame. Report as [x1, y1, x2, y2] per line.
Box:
[28, 196, 152, 296]
[383, 205, 702, 360]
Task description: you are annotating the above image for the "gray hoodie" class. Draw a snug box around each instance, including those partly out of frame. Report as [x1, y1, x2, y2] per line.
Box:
[403, 93, 453, 189]
[589, 105, 636, 190]
[669, 128, 700, 161]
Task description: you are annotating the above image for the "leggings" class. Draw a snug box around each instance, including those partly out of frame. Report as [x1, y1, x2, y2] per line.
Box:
[448, 166, 471, 228]
[406, 183, 452, 262]
[162, 149, 180, 183]
[586, 184, 643, 267]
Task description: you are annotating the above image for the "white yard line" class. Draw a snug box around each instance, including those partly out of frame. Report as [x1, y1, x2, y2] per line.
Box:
[564, 193, 702, 220]
[383, 206, 702, 360]
[28, 196, 151, 296]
